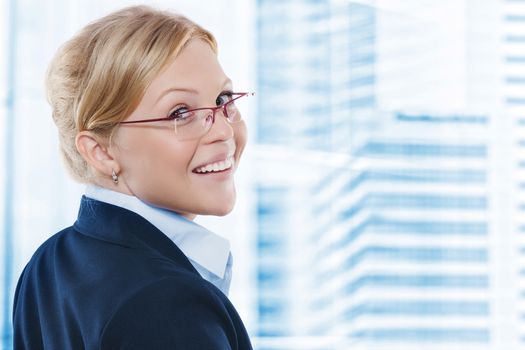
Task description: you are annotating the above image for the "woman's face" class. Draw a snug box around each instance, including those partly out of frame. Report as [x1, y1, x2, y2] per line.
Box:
[112, 40, 247, 219]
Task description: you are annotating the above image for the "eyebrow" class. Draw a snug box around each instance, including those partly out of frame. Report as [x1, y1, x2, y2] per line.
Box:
[156, 77, 233, 104]
[156, 87, 197, 104]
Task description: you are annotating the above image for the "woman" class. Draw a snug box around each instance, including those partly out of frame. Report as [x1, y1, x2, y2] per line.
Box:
[13, 5, 252, 349]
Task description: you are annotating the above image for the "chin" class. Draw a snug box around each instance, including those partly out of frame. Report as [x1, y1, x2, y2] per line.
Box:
[213, 207, 233, 216]
[210, 199, 235, 216]
[206, 196, 236, 216]
[196, 205, 233, 217]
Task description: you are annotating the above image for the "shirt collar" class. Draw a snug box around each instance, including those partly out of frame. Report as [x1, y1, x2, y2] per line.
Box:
[84, 185, 231, 279]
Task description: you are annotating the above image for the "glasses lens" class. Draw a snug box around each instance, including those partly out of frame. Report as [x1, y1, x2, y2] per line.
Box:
[225, 103, 240, 123]
[174, 109, 214, 140]
[172, 93, 251, 140]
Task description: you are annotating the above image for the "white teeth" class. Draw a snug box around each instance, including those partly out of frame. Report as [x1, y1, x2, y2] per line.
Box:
[194, 156, 234, 173]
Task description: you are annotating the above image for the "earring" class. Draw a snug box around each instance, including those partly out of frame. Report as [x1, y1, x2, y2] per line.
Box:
[111, 170, 119, 184]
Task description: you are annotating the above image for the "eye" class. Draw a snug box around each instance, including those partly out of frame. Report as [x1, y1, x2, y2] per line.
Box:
[168, 106, 196, 126]
[216, 92, 234, 107]
[168, 106, 188, 119]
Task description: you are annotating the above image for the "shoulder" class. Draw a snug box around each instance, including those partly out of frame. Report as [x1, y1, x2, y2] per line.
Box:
[17, 226, 74, 280]
[99, 277, 241, 350]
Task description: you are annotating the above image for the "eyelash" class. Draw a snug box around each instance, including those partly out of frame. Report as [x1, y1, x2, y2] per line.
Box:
[168, 91, 234, 119]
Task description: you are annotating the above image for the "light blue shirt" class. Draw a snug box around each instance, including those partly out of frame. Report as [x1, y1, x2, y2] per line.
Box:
[84, 185, 233, 296]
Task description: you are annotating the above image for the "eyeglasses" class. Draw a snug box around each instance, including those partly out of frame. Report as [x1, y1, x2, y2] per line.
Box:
[119, 92, 254, 141]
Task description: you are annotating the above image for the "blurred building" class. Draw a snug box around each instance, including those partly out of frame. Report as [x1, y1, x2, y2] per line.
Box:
[311, 112, 492, 349]
[253, 0, 514, 349]
[503, 0, 525, 345]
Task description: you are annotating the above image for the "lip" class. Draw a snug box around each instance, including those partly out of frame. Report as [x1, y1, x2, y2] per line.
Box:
[191, 152, 234, 173]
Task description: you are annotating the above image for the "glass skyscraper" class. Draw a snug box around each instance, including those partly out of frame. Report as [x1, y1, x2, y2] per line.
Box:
[253, 0, 517, 349]
[503, 0, 525, 346]
[311, 113, 491, 348]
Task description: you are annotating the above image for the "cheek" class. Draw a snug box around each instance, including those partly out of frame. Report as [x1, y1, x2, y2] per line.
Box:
[116, 129, 197, 181]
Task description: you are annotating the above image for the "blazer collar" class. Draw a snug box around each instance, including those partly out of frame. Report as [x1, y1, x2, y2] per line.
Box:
[73, 196, 198, 274]
[83, 185, 231, 279]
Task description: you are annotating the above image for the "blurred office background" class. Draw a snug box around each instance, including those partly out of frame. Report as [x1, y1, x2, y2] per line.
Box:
[1, 0, 524, 349]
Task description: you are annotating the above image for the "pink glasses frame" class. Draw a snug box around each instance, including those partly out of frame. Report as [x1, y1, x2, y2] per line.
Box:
[119, 92, 254, 126]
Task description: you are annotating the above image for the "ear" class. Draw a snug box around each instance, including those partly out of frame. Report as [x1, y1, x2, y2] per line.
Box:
[75, 131, 120, 177]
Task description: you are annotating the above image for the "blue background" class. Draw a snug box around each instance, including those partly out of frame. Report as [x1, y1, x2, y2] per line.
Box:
[2, 0, 524, 349]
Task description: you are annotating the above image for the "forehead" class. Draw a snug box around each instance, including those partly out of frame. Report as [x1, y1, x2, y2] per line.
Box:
[147, 39, 227, 97]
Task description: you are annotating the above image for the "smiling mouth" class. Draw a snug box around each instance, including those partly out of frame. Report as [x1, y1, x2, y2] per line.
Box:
[193, 156, 234, 174]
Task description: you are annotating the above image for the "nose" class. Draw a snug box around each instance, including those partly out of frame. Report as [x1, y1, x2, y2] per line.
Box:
[207, 107, 234, 141]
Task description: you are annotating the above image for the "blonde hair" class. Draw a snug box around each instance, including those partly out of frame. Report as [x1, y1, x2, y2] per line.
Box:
[46, 5, 217, 182]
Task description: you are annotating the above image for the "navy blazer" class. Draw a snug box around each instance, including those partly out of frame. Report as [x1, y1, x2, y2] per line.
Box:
[13, 196, 253, 349]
